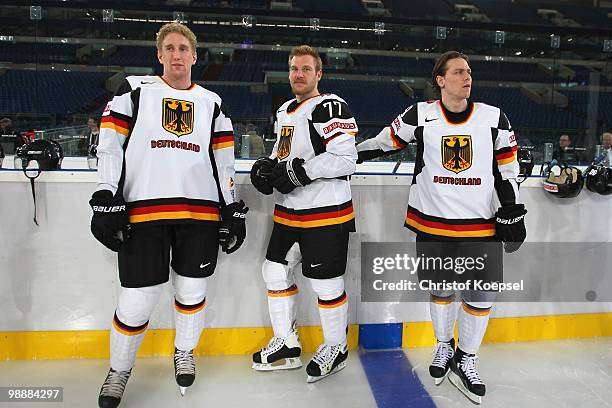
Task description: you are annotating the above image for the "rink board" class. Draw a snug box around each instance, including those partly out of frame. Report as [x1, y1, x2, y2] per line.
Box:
[0, 159, 611, 359]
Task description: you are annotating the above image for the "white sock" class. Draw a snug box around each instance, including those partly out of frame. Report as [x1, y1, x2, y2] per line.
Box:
[429, 294, 458, 343]
[458, 302, 492, 354]
[267, 284, 298, 338]
[110, 313, 148, 372]
[311, 277, 348, 346]
[173, 273, 208, 351]
[110, 285, 162, 372]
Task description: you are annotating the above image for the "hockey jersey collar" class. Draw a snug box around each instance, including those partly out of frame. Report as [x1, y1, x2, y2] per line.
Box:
[286, 93, 323, 114]
[438, 100, 475, 125]
[158, 75, 197, 91]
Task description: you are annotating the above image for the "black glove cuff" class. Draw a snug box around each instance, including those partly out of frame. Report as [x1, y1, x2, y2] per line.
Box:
[288, 158, 312, 186]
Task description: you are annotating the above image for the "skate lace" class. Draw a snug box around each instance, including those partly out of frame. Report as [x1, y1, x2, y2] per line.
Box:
[100, 369, 130, 399]
[312, 344, 336, 366]
[431, 341, 453, 367]
[262, 336, 285, 354]
[460, 355, 483, 385]
[174, 349, 195, 376]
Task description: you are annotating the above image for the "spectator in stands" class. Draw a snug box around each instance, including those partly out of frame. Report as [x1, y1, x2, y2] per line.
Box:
[0, 117, 20, 155]
[244, 123, 265, 157]
[87, 117, 101, 146]
[78, 117, 100, 156]
[553, 133, 580, 164]
[0, 118, 12, 134]
[597, 132, 611, 166]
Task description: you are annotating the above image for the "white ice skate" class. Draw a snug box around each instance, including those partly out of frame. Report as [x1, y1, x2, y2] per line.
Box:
[252, 328, 302, 371]
[174, 348, 195, 396]
[306, 342, 348, 383]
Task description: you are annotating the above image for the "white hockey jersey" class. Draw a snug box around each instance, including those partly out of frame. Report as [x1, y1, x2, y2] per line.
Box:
[97, 80, 236, 226]
[357, 100, 520, 239]
[271, 93, 358, 230]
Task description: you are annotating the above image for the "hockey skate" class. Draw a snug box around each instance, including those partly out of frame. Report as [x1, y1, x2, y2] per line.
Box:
[174, 348, 195, 396]
[448, 348, 486, 404]
[98, 368, 131, 408]
[252, 328, 302, 371]
[306, 342, 348, 383]
[429, 338, 455, 385]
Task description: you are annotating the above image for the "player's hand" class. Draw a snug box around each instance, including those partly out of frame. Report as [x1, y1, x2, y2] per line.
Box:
[89, 190, 130, 252]
[250, 157, 277, 195]
[218, 200, 249, 254]
[269, 158, 312, 194]
[495, 204, 527, 253]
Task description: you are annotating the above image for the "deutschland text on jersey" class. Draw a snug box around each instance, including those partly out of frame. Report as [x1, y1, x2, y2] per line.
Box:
[272, 93, 358, 230]
[98, 78, 236, 226]
[358, 100, 519, 239]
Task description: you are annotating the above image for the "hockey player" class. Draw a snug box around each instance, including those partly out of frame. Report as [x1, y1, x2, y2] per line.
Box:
[250, 45, 358, 383]
[357, 51, 526, 404]
[91, 23, 247, 408]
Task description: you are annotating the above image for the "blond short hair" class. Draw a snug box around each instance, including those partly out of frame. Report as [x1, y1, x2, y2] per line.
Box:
[156, 22, 197, 52]
[288, 45, 322, 72]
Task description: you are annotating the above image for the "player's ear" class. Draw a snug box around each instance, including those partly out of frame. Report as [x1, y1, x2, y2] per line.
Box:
[192, 51, 197, 65]
[157, 49, 163, 64]
[436, 75, 444, 89]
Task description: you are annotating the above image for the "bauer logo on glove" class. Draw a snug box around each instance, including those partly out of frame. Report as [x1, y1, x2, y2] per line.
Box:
[218, 200, 249, 254]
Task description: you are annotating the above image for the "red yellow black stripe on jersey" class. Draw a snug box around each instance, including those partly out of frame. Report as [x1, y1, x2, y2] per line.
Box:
[273, 201, 355, 229]
[211, 131, 234, 150]
[113, 313, 148, 336]
[267, 284, 299, 298]
[101, 111, 131, 137]
[318, 292, 347, 309]
[323, 131, 357, 146]
[495, 145, 518, 166]
[390, 127, 408, 150]
[405, 206, 495, 239]
[128, 198, 221, 225]
[175, 298, 206, 315]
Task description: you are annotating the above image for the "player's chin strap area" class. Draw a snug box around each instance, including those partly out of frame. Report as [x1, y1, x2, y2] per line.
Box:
[22, 167, 42, 226]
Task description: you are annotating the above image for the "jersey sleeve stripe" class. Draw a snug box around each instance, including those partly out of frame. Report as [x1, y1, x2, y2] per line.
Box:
[212, 141, 234, 150]
[101, 115, 130, 136]
[212, 130, 234, 138]
[323, 131, 353, 145]
[212, 133, 234, 150]
[495, 145, 517, 157]
[495, 146, 518, 165]
[390, 127, 408, 149]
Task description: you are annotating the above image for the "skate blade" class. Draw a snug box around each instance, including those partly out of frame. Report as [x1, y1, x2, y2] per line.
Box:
[448, 371, 482, 405]
[252, 357, 303, 371]
[434, 373, 447, 386]
[179, 386, 187, 397]
[306, 361, 347, 383]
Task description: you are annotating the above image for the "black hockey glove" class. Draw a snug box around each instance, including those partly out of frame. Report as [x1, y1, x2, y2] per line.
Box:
[495, 203, 527, 253]
[269, 158, 312, 194]
[89, 190, 130, 252]
[218, 200, 249, 254]
[250, 157, 277, 195]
